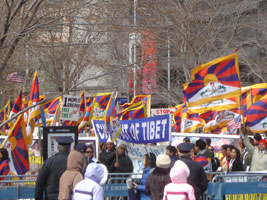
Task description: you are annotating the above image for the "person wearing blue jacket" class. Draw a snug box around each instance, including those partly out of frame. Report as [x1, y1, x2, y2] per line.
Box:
[133, 153, 156, 200]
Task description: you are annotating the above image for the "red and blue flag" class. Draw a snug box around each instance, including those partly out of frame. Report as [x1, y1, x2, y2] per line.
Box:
[185, 53, 241, 107]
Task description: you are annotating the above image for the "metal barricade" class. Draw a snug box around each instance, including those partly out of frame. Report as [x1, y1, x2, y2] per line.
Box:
[208, 172, 267, 200]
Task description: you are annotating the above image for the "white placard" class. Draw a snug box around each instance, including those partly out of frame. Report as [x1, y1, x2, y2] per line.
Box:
[61, 95, 81, 121]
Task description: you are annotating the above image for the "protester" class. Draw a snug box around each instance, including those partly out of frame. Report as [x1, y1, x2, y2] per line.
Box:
[183, 137, 191, 143]
[194, 139, 212, 172]
[205, 138, 211, 149]
[75, 143, 88, 173]
[253, 133, 262, 146]
[145, 154, 171, 200]
[133, 152, 156, 200]
[177, 143, 208, 200]
[228, 147, 244, 172]
[73, 163, 108, 200]
[243, 128, 267, 171]
[100, 138, 116, 172]
[207, 146, 220, 172]
[58, 150, 84, 200]
[163, 160, 195, 200]
[218, 144, 228, 172]
[240, 138, 253, 171]
[86, 145, 98, 164]
[0, 148, 10, 182]
[165, 145, 178, 167]
[35, 136, 73, 200]
[99, 142, 107, 159]
[110, 144, 133, 173]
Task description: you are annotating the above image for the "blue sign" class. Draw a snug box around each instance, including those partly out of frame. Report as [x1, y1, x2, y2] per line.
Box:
[92, 114, 171, 144]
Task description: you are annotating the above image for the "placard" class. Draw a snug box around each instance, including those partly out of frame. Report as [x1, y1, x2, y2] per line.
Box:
[61, 95, 81, 121]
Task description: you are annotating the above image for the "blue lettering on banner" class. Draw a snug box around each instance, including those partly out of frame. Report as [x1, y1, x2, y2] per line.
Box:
[92, 114, 170, 144]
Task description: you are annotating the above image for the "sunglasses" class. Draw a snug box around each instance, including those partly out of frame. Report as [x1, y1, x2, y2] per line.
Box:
[86, 151, 93, 153]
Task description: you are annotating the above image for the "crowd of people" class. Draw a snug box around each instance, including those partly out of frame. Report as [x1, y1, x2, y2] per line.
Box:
[0, 128, 266, 200]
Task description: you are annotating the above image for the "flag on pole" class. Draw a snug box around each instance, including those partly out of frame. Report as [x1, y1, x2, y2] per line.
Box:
[227, 115, 241, 130]
[185, 53, 241, 107]
[9, 90, 23, 117]
[0, 114, 29, 175]
[27, 71, 40, 144]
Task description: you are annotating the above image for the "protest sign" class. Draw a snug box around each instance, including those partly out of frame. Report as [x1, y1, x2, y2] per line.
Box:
[120, 140, 166, 173]
[61, 95, 81, 121]
[92, 114, 171, 144]
[151, 108, 176, 116]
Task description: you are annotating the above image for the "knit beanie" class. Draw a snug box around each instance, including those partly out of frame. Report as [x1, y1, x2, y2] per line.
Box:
[156, 154, 171, 169]
[258, 139, 267, 147]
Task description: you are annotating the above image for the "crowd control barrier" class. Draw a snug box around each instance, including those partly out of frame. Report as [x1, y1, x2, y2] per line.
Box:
[1, 172, 267, 200]
[207, 172, 267, 200]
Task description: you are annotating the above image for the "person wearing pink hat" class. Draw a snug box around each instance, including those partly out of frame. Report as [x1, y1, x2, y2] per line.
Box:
[163, 160, 195, 200]
[242, 128, 267, 171]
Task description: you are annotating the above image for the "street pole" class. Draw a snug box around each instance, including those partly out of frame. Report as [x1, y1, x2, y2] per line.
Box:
[133, 0, 137, 97]
[167, 33, 171, 107]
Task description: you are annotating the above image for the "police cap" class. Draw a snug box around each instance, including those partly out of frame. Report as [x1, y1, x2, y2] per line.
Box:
[56, 136, 74, 145]
[177, 142, 194, 153]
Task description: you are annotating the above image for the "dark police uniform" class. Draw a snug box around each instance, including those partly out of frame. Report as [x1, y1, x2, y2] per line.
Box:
[178, 143, 208, 200]
[35, 136, 73, 200]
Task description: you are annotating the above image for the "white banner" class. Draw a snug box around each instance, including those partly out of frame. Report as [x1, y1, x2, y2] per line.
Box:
[151, 108, 176, 116]
[120, 140, 167, 173]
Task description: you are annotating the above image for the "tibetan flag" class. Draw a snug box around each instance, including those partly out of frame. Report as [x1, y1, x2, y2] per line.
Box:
[104, 97, 121, 141]
[86, 97, 94, 108]
[1, 115, 29, 175]
[10, 90, 23, 117]
[172, 104, 186, 132]
[203, 109, 239, 132]
[27, 71, 40, 144]
[92, 93, 112, 120]
[185, 53, 241, 107]
[187, 96, 239, 114]
[243, 83, 267, 111]
[121, 95, 151, 117]
[42, 96, 61, 115]
[78, 97, 95, 132]
[78, 91, 86, 123]
[120, 103, 146, 120]
[180, 112, 206, 133]
[0, 101, 10, 122]
[51, 105, 61, 126]
[245, 95, 267, 133]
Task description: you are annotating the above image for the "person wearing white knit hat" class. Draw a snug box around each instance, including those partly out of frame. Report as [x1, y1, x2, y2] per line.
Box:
[145, 154, 171, 200]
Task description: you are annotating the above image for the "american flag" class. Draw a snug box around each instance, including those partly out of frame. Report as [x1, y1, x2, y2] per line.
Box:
[6, 71, 25, 83]
[227, 115, 241, 130]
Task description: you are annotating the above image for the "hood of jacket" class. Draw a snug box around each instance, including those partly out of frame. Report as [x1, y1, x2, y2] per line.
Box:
[170, 160, 190, 184]
[66, 150, 84, 172]
[84, 163, 108, 185]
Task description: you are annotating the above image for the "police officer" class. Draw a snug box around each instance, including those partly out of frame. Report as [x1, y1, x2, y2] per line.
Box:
[35, 136, 74, 200]
[177, 142, 208, 200]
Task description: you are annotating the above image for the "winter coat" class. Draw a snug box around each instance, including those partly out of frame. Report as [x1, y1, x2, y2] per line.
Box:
[145, 167, 171, 200]
[228, 159, 244, 172]
[35, 151, 69, 200]
[58, 151, 84, 200]
[244, 135, 267, 171]
[110, 153, 133, 173]
[163, 160, 195, 200]
[100, 149, 116, 172]
[179, 156, 208, 200]
[136, 167, 152, 200]
[73, 163, 107, 200]
[88, 157, 99, 164]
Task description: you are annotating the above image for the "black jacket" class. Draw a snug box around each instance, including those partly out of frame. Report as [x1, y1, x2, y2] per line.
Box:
[100, 149, 116, 172]
[229, 159, 244, 172]
[35, 152, 69, 200]
[145, 167, 171, 200]
[110, 153, 133, 173]
[180, 156, 208, 200]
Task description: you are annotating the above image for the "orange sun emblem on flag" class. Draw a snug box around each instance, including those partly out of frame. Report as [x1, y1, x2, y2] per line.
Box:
[9, 136, 17, 151]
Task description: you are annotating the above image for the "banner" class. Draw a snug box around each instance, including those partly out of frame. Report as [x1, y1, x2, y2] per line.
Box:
[92, 114, 171, 144]
[151, 108, 176, 116]
[120, 140, 166, 173]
